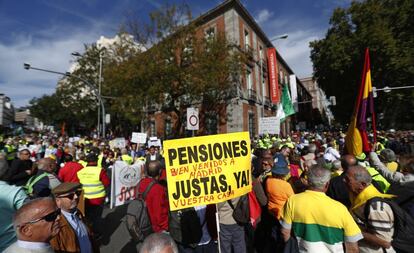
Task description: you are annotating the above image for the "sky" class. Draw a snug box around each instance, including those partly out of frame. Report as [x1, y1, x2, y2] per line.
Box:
[0, 0, 354, 108]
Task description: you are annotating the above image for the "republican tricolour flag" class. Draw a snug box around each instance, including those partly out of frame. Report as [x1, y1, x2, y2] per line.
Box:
[345, 48, 377, 156]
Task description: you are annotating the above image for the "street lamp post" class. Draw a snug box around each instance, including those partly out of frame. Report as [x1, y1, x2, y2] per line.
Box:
[23, 63, 105, 138]
[373, 85, 414, 97]
[72, 51, 104, 138]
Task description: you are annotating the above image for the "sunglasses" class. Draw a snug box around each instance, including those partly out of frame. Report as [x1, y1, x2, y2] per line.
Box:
[57, 190, 82, 200]
[18, 208, 61, 227]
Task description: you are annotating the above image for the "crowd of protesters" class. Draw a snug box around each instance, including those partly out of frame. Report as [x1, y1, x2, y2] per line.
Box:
[0, 129, 413, 253]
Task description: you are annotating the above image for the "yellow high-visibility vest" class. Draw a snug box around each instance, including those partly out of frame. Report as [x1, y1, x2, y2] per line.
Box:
[77, 166, 105, 199]
[78, 160, 88, 168]
[366, 166, 391, 193]
[121, 154, 133, 165]
[97, 154, 103, 168]
[5, 144, 16, 160]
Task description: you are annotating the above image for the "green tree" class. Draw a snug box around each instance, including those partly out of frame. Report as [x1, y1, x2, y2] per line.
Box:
[29, 91, 79, 133]
[310, 0, 414, 128]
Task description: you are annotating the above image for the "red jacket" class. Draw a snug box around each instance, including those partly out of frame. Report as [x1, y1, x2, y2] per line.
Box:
[58, 161, 84, 183]
[138, 177, 169, 232]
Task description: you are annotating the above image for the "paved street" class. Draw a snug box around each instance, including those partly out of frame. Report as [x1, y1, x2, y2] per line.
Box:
[99, 204, 141, 253]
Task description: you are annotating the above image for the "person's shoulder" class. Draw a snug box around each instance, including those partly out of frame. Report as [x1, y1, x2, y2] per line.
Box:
[3, 242, 22, 253]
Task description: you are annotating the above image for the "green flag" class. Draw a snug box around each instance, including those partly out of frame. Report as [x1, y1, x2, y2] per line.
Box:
[276, 84, 295, 121]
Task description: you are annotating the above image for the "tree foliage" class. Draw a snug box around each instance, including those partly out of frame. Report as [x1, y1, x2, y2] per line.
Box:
[105, 3, 245, 137]
[310, 0, 414, 128]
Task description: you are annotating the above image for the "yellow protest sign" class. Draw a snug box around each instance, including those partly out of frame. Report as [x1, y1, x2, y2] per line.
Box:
[164, 132, 252, 211]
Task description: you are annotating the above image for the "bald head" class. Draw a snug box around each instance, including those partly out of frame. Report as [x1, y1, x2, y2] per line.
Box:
[147, 161, 162, 178]
[341, 155, 357, 171]
[37, 158, 56, 173]
[14, 198, 60, 242]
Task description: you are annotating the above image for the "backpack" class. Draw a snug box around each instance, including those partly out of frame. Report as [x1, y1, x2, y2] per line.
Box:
[249, 184, 262, 229]
[364, 197, 414, 253]
[169, 207, 204, 247]
[228, 194, 250, 225]
[125, 180, 156, 242]
[24, 172, 48, 198]
[387, 182, 414, 218]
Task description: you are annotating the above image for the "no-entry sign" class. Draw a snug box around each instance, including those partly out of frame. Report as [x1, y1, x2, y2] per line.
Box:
[187, 107, 199, 130]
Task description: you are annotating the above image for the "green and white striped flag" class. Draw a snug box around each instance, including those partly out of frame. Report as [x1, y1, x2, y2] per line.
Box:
[276, 84, 295, 121]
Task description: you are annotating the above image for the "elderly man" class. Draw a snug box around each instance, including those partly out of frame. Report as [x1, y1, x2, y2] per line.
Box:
[50, 182, 98, 253]
[0, 158, 28, 252]
[4, 197, 61, 253]
[344, 165, 395, 253]
[280, 164, 362, 253]
[30, 158, 61, 198]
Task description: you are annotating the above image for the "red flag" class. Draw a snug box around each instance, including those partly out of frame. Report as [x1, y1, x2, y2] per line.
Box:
[267, 48, 280, 103]
[345, 48, 377, 156]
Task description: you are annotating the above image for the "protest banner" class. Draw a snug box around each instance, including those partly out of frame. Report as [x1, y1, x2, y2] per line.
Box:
[110, 160, 145, 208]
[164, 132, 251, 211]
[147, 136, 162, 148]
[109, 138, 126, 149]
[259, 117, 280, 135]
[131, 132, 147, 144]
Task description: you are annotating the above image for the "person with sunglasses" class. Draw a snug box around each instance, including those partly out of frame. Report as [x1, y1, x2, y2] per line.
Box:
[4, 197, 61, 253]
[50, 182, 99, 253]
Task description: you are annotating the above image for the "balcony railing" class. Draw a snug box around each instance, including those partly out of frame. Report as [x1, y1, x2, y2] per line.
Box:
[260, 58, 267, 72]
[244, 44, 255, 61]
[248, 89, 257, 102]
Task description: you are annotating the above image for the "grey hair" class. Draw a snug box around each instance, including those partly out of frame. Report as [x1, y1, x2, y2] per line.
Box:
[332, 160, 342, 170]
[308, 144, 317, 153]
[140, 233, 178, 253]
[307, 164, 331, 190]
[350, 165, 372, 185]
[380, 149, 396, 163]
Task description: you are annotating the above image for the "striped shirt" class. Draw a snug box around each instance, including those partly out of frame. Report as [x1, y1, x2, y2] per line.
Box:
[281, 190, 363, 252]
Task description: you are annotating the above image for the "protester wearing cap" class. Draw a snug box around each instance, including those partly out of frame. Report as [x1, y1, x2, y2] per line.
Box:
[378, 149, 399, 172]
[50, 182, 99, 253]
[4, 197, 61, 253]
[266, 158, 294, 219]
[76, 152, 110, 237]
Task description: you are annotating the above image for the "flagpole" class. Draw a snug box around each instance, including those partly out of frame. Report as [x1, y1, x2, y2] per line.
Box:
[216, 204, 222, 253]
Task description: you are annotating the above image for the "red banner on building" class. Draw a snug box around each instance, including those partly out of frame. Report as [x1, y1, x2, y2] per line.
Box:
[267, 48, 280, 103]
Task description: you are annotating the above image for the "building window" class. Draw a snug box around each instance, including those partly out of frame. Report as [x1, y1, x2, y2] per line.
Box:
[279, 70, 284, 84]
[205, 112, 218, 135]
[248, 112, 255, 138]
[165, 118, 172, 138]
[262, 72, 266, 97]
[246, 67, 253, 90]
[285, 75, 289, 85]
[244, 29, 250, 48]
[205, 26, 216, 41]
[150, 120, 156, 137]
[259, 45, 263, 60]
